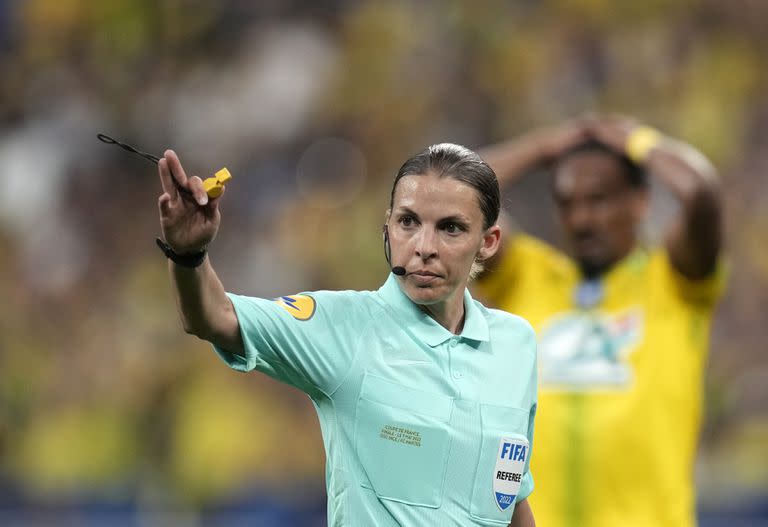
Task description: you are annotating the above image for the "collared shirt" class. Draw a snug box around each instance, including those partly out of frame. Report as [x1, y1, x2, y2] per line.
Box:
[214, 274, 537, 526]
[477, 234, 726, 527]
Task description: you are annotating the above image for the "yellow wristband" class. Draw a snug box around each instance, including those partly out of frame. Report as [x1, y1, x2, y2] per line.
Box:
[625, 126, 662, 164]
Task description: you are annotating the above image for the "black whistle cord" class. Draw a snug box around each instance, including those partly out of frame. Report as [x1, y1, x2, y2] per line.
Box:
[96, 133, 192, 197]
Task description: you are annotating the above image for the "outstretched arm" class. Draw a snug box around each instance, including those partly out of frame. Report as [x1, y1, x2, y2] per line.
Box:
[588, 116, 722, 279]
[158, 150, 243, 353]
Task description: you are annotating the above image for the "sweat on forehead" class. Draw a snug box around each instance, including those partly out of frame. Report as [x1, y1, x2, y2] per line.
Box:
[394, 171, 479, 197]
[392, 173, 482, 218]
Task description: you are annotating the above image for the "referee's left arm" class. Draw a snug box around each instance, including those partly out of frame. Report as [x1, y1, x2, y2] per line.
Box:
[509, 498, 535, 527]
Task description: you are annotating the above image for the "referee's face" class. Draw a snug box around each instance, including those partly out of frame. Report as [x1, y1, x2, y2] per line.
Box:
[387, 172, 500, 309]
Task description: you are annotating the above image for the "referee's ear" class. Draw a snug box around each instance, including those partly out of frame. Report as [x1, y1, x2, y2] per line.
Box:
[383, 209, 392, 237]
[477, 224, 502, 262]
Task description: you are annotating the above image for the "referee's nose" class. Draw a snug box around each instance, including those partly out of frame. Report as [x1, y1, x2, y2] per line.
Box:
[414, 228, 438, 262]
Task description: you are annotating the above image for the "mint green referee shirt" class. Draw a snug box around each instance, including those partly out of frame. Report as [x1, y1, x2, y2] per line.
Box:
[214, 274, 538, 526]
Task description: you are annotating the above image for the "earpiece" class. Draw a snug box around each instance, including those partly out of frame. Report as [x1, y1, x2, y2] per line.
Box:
[383, 225, 406, 276]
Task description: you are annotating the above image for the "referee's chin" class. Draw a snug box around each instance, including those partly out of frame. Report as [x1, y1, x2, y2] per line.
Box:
[399, 279, 450, 306]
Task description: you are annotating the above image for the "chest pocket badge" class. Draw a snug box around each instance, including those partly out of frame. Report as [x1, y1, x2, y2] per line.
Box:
[493, 436, 528, 511]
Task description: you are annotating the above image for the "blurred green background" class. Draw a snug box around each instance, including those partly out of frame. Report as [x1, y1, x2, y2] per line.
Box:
[0, 0, 766, 525]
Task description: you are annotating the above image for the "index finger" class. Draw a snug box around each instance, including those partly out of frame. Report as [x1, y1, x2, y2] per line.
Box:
[158, 158, 178, 198]
[163, 149, 189, 189]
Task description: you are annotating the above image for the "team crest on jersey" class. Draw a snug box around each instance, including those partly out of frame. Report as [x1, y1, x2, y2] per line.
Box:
[539, 307, 643, 388]
[274, 295, 316, 321]
[493, 437, 527, 511]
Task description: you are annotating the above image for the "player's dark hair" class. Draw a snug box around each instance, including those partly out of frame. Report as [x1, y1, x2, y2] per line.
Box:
[390, 143, 500, 229]
[557, 140, 648, 188]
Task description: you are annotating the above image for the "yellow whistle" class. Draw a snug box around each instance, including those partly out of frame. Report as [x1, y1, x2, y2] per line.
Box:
[202, 168, 232, 198]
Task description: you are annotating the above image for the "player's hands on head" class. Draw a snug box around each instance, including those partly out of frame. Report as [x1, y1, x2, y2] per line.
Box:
[537, 117, 591, 160]
[157, 149, 222, 254]
[584, 114, 641, 154]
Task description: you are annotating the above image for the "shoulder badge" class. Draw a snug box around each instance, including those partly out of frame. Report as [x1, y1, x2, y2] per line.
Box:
[274, 295, 316, 321]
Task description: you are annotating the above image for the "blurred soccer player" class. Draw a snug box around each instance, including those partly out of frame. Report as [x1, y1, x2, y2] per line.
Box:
[477, 115, 724, 527]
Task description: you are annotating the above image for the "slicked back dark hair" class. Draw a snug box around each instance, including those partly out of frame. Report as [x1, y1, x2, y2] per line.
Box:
[389, 143, 500, 229]
[556, 140, 648, 188]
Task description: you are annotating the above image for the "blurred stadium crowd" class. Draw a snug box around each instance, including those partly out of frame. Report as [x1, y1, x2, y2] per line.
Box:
[0, 0, 766, 525]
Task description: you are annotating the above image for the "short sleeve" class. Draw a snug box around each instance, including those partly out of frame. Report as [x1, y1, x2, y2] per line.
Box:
[476, 234, 573, 307]
[213, 290, 366, 396]
[518, 333, 538, 502]
[517, 403, 537, 501]
[656, 251, 728, 307]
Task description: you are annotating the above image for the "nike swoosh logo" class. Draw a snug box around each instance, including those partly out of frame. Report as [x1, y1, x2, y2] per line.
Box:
[387, 359, 432, 366]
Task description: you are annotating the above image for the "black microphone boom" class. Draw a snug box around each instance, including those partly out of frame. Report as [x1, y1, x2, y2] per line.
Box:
[383, 225, 406, 276]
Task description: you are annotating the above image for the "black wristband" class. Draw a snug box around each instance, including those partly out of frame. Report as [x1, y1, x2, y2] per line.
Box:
[155, 238, 207, 268]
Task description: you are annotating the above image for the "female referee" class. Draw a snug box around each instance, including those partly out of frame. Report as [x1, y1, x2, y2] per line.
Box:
[156, 143, 537, 527]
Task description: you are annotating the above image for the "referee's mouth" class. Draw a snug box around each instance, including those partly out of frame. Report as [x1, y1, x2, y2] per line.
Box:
[410, 270, 442, 285]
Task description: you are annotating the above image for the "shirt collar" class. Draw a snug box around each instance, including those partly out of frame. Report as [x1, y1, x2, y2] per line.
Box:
[377, 274, 489, 347]
[573, 247, 649, 309]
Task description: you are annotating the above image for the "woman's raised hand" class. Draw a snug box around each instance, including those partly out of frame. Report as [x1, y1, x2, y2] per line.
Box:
[157, 150, 223, 254]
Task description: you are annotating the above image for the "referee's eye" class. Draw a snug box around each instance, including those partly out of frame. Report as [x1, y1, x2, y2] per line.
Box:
[439, 220, 466, 235]
[444, 222, 460, 234]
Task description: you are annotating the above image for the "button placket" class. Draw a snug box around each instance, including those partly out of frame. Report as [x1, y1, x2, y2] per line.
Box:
[449, 338, 462, 379]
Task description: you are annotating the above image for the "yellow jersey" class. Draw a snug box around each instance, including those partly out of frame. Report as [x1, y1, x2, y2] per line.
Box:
[477, 234, 725, 527]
